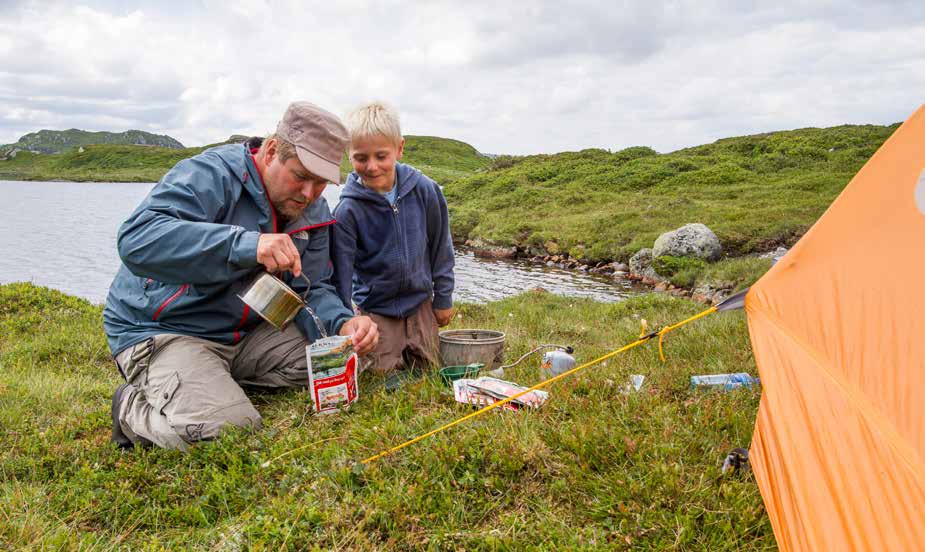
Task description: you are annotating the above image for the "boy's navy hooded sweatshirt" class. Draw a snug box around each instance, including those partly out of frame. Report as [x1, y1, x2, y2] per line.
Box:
[332, 162, 455, 318]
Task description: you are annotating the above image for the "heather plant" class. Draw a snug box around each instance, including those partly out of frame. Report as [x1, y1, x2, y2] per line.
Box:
[0, 283, 772, 549]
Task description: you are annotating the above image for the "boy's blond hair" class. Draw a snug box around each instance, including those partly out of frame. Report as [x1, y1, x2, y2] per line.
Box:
[345, 101, 402, 146]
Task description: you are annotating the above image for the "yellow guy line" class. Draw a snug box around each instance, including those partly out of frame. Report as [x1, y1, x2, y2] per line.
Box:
[360, 306, 718, 465]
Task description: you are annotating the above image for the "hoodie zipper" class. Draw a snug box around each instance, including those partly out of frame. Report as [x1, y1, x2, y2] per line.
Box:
[390, 195, 408, 318]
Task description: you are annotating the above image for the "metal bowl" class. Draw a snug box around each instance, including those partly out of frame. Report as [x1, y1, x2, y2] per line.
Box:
[237, 272, 309, 329]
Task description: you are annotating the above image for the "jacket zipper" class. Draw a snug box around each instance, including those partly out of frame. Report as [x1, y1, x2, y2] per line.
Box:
[287, 219, 336, 235]
[391, 197, 408, 318]
[152, 284, 189, 321]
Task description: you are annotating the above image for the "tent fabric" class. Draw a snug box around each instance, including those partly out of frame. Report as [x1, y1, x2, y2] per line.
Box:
[746, 104, 925, 550]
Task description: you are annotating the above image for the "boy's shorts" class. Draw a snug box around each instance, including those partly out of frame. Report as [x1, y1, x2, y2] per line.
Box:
[361, 299, 440, 374]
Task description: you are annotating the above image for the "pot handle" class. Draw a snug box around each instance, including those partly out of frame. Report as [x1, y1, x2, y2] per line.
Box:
[298, 272, 311, 302]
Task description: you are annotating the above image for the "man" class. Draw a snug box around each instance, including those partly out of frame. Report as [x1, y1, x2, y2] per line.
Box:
[103, 101, 378, 450]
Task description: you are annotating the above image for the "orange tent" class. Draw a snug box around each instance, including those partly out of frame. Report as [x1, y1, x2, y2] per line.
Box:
[745, 104, 925, 550]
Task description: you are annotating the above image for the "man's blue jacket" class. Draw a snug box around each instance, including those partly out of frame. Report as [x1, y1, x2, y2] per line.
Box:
[331, 162, 455, 319]
[103, 142, 353, 356]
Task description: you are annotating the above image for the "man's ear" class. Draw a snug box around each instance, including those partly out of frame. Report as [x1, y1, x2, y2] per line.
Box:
[264, 137, 278, 164]
[396, 138, 405, 160]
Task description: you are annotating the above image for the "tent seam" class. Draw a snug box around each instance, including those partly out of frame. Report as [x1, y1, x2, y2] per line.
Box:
[749, 304, 925, 490]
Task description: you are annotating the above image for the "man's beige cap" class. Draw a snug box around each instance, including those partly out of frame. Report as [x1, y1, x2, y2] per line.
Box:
[276, 101, 348, 184]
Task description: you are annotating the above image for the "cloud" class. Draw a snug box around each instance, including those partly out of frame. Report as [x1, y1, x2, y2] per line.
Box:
[1, 1, 924, 155]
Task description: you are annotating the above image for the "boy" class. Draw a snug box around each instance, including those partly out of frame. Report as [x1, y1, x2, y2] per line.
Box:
[332, 102, 455, 374]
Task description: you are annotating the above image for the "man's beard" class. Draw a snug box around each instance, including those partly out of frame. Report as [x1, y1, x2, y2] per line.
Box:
[274, 198, 310, 222]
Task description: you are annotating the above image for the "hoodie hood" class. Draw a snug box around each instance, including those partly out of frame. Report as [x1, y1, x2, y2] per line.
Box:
[341, 162, 423, 203]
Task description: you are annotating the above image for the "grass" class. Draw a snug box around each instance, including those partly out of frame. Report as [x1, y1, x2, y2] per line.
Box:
[653, 256, 772, 293]
[443, 123, 897, 262]
[0, 283, 772, 549]
[0, 135, 490, 185]
[0, 145, 204, 183]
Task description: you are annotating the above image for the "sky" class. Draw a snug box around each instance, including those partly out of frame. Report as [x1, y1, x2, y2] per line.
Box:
[2, 0, 924, 155]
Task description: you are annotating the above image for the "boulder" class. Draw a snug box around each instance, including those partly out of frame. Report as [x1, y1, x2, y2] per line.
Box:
[629, 248, 660, 281]
[465, 238, 517, 259]
[544, 241, 560, 254]
[759, 246, 789, 263]
[653, 223, 722, 261]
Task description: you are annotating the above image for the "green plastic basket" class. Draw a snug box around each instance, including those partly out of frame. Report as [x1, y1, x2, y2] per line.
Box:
[439, 363, 484, 386]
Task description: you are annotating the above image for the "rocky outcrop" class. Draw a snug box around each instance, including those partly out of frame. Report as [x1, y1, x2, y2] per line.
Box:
[0, 128, 184, 155]
[653, 223, 722, 261]
[691, 283, 734, 306]
[759, 246, 789, 263]
[628, 248, 663, 283]
[465, 239, 517, 259]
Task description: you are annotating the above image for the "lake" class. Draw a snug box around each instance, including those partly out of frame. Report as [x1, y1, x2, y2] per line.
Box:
[0, 180, 640, 305]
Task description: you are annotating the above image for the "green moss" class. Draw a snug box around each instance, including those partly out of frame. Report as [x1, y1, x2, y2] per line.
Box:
[444, 123, 898, 260]
[702, 257, 774, 292]
[653, 255, 708, 288]
[0, 283, 772, 548]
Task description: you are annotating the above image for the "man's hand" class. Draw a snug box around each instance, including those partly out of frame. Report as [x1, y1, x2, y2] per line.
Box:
[339, 315, 379, 356]
[434, 307, 454, 327]
[257, 233, 302, 276]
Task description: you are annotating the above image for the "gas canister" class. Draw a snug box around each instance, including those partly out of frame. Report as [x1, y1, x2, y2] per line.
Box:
[541, 348, 576, 378]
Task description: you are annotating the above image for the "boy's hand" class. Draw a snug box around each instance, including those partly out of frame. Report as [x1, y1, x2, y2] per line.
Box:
[434, 307, 454, 327]
[339, 315, 379, 356]
[257, 233, 302, 276]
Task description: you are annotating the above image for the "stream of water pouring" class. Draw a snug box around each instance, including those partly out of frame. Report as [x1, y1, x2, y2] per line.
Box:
[303, 306, 328, 338]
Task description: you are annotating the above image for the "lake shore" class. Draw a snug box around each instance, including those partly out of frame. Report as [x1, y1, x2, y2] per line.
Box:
[463, 239, 774, 306]
[0, 282, 771, 548]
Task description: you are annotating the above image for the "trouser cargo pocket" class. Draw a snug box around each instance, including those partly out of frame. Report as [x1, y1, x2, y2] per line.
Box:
[115, 337, 155, 385]
[150, 371, 181, 415]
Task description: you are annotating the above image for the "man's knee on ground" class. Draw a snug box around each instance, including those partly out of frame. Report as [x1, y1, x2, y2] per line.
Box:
[173, 402, 263, 443]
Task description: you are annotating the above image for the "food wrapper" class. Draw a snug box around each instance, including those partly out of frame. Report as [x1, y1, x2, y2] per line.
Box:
[452, 377, 548, 410]
[306, 336, 358, 415]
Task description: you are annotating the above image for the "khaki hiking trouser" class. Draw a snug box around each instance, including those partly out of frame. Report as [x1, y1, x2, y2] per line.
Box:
[362, 299, 440, 374]
[113, 322, 309, 450]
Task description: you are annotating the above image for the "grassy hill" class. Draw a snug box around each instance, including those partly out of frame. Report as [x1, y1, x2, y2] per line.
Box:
[0, 135, 490, 184]
[2, 129, 183, 155]
[0, 283, 771, 549]
[0, 144, 204, 182]
[444, 123, 898, 262]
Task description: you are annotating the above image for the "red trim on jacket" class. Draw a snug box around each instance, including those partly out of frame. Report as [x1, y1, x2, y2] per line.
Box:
[232, 304, 251, 343]
[152, 284, 189, 321]
[251, 153, 277, 232]
[287, 220, 336, 235]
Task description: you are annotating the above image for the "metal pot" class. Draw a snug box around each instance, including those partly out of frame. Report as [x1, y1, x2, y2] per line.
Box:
[237, 272, 311, 330]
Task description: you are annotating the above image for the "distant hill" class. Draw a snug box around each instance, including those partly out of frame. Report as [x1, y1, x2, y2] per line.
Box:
[201, 134, 250, 149]
[444, 123, 900, 261]
[1, 129, 184, 156]
[0, 134, 491, 184]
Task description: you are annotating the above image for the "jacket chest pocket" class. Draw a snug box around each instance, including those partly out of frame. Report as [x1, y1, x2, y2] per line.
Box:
[150, 283, 190, 321]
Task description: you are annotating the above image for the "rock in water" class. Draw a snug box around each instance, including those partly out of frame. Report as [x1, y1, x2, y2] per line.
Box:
[629, 248, 660, 280]
[653, 223, 722, 261]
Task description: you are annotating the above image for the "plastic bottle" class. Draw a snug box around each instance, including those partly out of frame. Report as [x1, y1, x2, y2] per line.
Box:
[689, 372, 759, 390]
